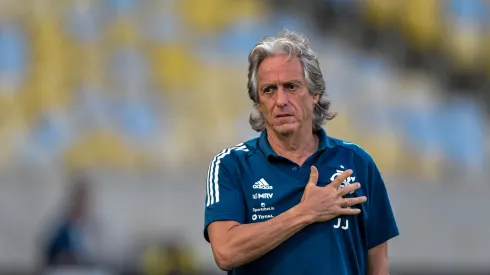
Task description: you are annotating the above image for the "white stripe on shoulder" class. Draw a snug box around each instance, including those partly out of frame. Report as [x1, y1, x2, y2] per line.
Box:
[342, 141, 357, 146]
[205, 157, 214, 207]
[206, 143, 247, 207]
[342, 141, 366, 151]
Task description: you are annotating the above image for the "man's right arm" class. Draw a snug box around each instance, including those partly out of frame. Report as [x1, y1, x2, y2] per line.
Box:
[208, 205, 313, 271]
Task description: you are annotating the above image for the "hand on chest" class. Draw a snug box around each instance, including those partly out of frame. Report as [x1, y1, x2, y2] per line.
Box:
[243, 164, 365, 223]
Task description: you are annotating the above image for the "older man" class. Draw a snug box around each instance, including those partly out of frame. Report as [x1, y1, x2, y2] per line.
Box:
[204, 30, 399, 275]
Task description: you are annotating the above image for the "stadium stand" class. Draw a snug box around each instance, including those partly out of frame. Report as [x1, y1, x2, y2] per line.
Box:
[0, 0, 487, 178]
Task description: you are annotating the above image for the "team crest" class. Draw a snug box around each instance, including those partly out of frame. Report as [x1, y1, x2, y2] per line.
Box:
[330, 165, 356, 194]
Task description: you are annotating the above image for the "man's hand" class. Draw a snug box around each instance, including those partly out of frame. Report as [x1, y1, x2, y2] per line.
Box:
[296, 166, 367, 223]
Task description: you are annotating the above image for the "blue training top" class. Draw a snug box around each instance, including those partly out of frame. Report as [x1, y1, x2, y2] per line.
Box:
[204, 128, 399, 275]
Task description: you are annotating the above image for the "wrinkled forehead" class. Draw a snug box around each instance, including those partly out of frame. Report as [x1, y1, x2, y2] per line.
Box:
[257, 54, 305, 83]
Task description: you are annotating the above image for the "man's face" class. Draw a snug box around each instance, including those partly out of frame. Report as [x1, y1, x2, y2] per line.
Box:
[257, 54, 319, 136]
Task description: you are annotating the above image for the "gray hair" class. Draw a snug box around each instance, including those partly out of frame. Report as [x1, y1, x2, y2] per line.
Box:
[247, 30, 335, 132]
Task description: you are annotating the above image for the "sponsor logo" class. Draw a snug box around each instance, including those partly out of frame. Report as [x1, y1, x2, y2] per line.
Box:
[257, 214, 274, 220]
[252, 202, 275, 213]
[252, 178, 273, 190]
[253, 193, 273, 199]
[252, 214, 274, 221]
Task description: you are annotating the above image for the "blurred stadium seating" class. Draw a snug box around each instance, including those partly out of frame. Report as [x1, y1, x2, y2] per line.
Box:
[0, 0, 486, 175]
[0, 0, 489, 274]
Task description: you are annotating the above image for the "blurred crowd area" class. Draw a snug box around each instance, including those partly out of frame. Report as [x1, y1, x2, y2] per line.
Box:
[0, 0, 490, 274]
[0, 0, 488, 182]
[0, 0, 489, 180]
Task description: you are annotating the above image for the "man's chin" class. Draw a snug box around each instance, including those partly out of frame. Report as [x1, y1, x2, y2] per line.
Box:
[271, 124, 298, 136]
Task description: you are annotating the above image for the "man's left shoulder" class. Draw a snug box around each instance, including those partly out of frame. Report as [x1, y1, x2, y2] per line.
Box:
[328, 137, 374, 164]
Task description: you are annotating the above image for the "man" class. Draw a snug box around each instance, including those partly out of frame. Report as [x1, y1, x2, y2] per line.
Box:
[203, 30, 399, 275]
[41, 174, 111, 275]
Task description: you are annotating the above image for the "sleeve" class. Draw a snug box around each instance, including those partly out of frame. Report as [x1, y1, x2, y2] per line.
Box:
[203, 150, 246, 243]
[365, 157, 400, 250]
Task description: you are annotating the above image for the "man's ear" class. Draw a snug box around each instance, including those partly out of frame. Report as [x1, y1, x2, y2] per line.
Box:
[313, 93, 319, 105]
[256, 101, 263, 113]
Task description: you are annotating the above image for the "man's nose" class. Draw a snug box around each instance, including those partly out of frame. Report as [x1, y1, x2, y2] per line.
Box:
[275, 88, 289, 107]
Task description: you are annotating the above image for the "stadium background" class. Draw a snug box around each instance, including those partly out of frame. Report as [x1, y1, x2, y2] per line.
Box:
[0, 0, 489, 274]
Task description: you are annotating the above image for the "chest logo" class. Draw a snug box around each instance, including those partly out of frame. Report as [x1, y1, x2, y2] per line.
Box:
[253, 178, 273, 190]
[253, 202, 275, 213]
[329, 165, 356, 194]
[252, 193, 273, 199]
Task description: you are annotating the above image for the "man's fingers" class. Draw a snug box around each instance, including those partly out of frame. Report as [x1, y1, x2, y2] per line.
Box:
[338, 182, 362, 196]
[338, 207, 362, 215]
[341, 196, 367, 208]
[329, 169, 353, 189]
[307, 166, 319, 186]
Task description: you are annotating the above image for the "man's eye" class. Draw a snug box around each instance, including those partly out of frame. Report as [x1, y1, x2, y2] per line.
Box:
[263, 87, 275, 94]
[285, 83, 299, 91]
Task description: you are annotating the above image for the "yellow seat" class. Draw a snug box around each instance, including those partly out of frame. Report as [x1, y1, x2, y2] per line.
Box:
[362, 0, 403, 29]
[63, 130, 152, 170]
[325, 106, 361, 142]
[178, 0, 235, 34]
[23, 16, 74, 117]
[191, 66, 250, 150]
[446, 32, 484, 72]
[159, 68, 245, 165]
[228, 0, 265, 22]
[70, 44, 106, 86]
[361, 133, 404, 176]
[0, 93, 21, 126]
[104, 18, 140, 47]
[0, 93, 26, 165]
[142, 245, 197, 275]
[148, 43, 203, 93]
[18, 62, 72, 125]
[482, 31, 490, 75]
[198, 66, 248, 116]
[17, 83, 45, 126]
[326, 105, 406, 176]
[29, 16, 69, 54]
[399, 0, 441, 51]
[441, 16, 485, 71]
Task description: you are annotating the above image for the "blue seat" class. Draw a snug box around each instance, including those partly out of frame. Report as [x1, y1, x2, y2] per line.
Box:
[447, 0, 485, 23]
[63, 1, 105, 44]
[216, 15, 312, 58]
[438, 97, 486, 168]
[142, 13, 182, 43]
[108, 46, 148, 88]
[398, 102, 444, 155]
[117, 100, 158, 141]
[108, 0, 141, 14]
[0, 22, 28, 93]
[217, 18, 276, 57]
[25, 111, 71, 165]
[271, 14, 313, 37]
